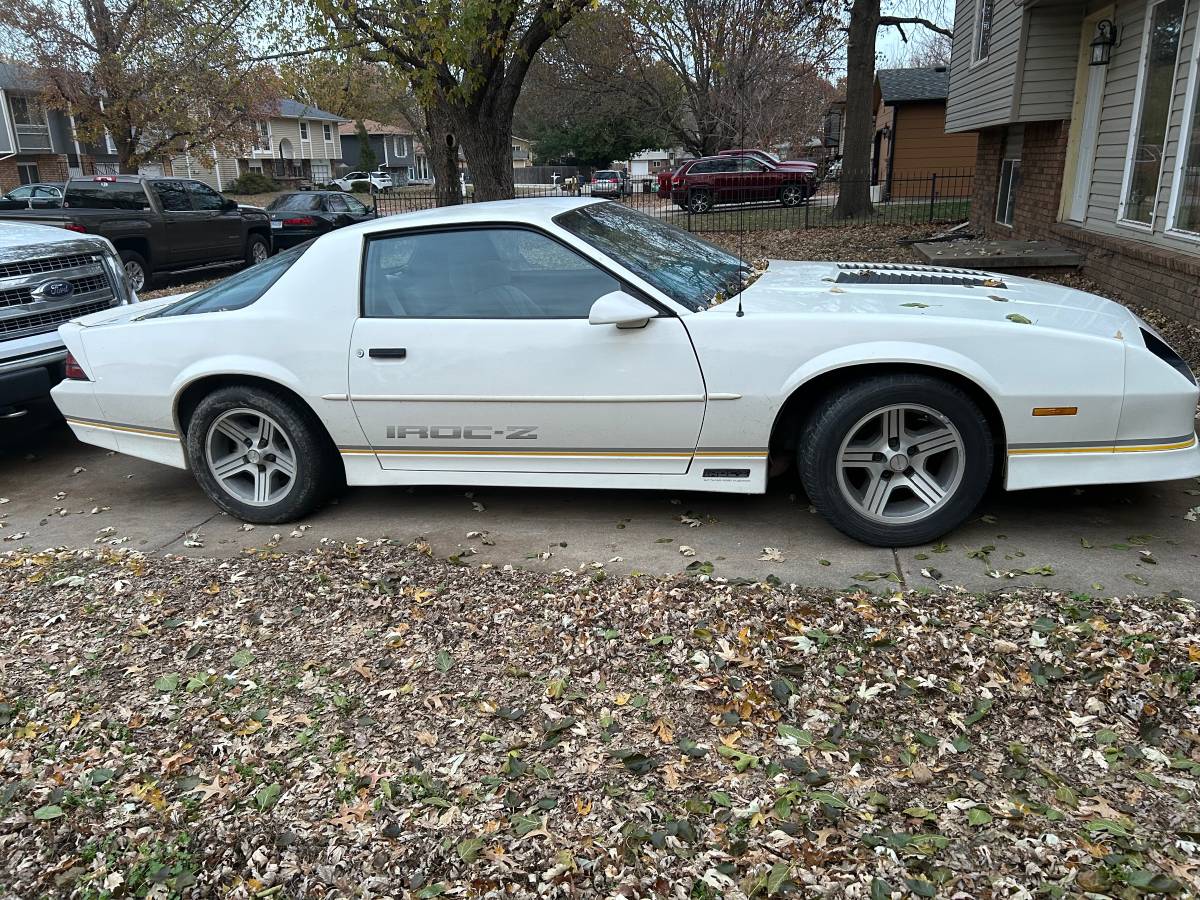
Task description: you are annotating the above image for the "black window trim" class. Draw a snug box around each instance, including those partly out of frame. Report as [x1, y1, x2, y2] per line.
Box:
[357, 221, 675, 321]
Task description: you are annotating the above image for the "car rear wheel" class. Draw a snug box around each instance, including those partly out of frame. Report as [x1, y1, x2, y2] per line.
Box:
[798, 374, 993, 546]
[119, 250, 148, 292]
[780, 184, 805, 207]
[185, 386, 336, 524]
[246, 235, 270, 267]
[687, 191, 713, 214]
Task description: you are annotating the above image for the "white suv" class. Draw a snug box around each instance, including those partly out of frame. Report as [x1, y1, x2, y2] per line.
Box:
[332, 171, 393, 192]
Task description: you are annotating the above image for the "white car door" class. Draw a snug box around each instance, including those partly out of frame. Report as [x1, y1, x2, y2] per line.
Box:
[348, 225, 706, 474]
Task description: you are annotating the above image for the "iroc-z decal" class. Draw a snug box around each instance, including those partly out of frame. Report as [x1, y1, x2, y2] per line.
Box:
[385, 425, 539, 441]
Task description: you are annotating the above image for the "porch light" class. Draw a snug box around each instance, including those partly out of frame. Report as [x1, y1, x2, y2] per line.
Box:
[1090, 19, 1118, 66]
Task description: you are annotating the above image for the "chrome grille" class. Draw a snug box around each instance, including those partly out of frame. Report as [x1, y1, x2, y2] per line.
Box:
[0, 253, 101, 279]
[0, 299, 114, 338]
[0, 272, 112, 310]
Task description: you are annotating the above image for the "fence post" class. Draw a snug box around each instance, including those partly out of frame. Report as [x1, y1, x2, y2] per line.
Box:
[928, 173, 938, 223]
[804, 189, 810, 229]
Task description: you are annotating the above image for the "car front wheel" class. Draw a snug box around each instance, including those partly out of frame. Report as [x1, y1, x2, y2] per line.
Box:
[798, 375, 993, 546]
[185, 386, 336, 524]
[687, 191, 713, 214]
[246, 235, 270, 266]
[780, 184, 805, 207]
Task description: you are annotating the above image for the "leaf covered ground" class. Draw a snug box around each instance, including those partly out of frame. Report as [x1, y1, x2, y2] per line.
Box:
[2, 543, 1199, 898]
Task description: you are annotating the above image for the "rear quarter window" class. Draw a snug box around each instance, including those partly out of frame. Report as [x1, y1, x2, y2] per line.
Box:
[147, 243, 308, 317]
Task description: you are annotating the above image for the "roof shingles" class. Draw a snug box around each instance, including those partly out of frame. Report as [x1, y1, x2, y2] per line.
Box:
[876, 66, 951, 104]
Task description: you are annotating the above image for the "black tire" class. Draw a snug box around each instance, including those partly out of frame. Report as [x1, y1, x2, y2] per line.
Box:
[118, 250, 149, 293]
[779, 183, 805, 207]
[687, 191, 713, 214]
[185, 385, 336, 524]
[798, 374, 993, 547]
[245, 234, 270, 267]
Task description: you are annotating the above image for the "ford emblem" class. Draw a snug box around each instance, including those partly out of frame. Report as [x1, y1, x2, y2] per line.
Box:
[39, 280, 74, 299]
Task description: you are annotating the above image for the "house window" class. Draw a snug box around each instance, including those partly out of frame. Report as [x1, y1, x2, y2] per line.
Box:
[311, 161, 331, 183]
[9, 95, 46, 126]
[996, 159, 1020, 226]
[17, 163, 40, 185]
[973, 0, 995, 62]
[1171, 43, 1200, 233]
[1120, 0, 1186, 226]
[393, 135, 406, 156]
[299, 121, 310, 141]
[254, 122, 270, 152]
[323, 123, 332, 142]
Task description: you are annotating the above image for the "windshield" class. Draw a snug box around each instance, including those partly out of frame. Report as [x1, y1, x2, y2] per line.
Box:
[594, 171, 619, 180]
[146, 243, 308, 317]
[554, 202, 755, 312]
[269, 194, 323, 211]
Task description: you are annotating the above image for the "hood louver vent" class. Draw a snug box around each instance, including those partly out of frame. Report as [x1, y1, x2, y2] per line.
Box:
[835, 263, 1007, 289]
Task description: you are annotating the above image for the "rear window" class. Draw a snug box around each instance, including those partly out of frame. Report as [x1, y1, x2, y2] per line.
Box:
[269, 194, 323, 211]
[147, 243, 308, 317]
[594, 171, 619, 180]
[64, 181, 151, 210]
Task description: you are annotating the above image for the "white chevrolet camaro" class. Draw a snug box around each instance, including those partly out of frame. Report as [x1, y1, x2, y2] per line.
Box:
[52, 198, 1199, 546]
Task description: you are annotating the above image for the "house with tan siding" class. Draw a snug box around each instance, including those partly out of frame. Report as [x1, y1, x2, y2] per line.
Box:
[872, 67, 978, 200]
[945, 0, 1200, 326]
[170, 99, 346, 191]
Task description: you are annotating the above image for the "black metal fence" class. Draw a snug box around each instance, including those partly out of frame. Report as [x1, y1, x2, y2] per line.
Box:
[370, 169, 974, 233]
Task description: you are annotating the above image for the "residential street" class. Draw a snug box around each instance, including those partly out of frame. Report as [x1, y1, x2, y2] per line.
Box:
[4, 410, 1198, 594]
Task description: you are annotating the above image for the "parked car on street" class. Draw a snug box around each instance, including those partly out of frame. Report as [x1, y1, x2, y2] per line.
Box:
[658, 154, 818, 213]
[589, 170, 628, 199]
[266, 191, 375, 250]
[51, 198, 1199, 546]
[0, 175, 272, 292]
[0, 183, 65, 210]
[718, 149, 819, 176]
[332, 171, 392, 192]
[0, 222, 134, 420]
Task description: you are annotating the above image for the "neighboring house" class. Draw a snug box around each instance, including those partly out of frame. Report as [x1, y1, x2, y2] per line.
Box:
[171, 100, 346, 191]
[338, 119, 416, 181]
[627, 148, 694, 177]
[0, 62, 124, 190]
[946, 0, 1200, 326]
[822, 98, 847, 160]
[873, 67, 978, 198]
[512, 135, 534, 168]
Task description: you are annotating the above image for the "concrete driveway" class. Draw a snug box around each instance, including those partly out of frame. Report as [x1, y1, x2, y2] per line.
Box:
[3, 406, 1198, 594]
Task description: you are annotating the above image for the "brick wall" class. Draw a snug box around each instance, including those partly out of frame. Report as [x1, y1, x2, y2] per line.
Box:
[0, 154, 70, 194]
[968, 120, 1200, 327]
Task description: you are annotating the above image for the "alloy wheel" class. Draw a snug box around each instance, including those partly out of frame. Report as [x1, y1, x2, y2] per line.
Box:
[688, 192, 712, 213]
[781, 185, 803, 206]
[835, 403, 965, 525]
[251, 241, 269, 264]
[205, 408, 297, 507]
[124, 260, 146, 292]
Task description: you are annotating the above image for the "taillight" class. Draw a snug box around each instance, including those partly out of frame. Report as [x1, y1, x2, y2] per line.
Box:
[64, 351, 89, 381]
[282, 216, 316, 226]
[63, 223, 87, 233]
[671, 175, 682, 185]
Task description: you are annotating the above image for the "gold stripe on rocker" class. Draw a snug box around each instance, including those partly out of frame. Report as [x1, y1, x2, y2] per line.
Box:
[66, 417, 177, 440]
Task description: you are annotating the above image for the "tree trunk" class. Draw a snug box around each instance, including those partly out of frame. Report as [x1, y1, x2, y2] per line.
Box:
[834, 0, 880, 219]
[451, 107, 515, 202]
[423, 104, 463, 207]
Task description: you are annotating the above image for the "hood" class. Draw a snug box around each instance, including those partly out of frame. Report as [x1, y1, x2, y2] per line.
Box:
[0, 222, 110, 259]
[728, 260, 1135, 340]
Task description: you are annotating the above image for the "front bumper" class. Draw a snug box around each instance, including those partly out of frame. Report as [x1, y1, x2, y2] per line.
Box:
[0, 349, 66, 408]
[1006, 432, 1200, 491]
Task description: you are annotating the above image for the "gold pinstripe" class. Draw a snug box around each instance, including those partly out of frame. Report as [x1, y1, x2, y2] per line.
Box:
[340, 448, 769, 458]
[66, 418, 178, 440]
[1007, 435, 1197, 456]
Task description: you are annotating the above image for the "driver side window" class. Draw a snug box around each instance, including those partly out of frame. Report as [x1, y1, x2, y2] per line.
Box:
[363, 227, 621, 319]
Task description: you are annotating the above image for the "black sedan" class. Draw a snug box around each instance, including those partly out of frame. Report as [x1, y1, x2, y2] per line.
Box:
[0, 182, 64, 210]
[266, 191, 375, 250]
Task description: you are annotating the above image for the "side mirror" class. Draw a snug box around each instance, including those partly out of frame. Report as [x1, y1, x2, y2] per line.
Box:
[588, 290, 655, 328]
[222, 199, 238, 212]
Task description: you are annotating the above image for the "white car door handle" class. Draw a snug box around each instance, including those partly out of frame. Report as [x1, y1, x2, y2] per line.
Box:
[368, 348, 407, 359]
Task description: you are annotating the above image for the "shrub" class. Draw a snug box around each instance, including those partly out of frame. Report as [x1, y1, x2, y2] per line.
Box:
[350, 180, 372, 193]
[228, 172, 279, 194]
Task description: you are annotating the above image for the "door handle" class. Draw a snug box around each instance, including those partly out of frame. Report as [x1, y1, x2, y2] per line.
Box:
[368, 348, 407, 359]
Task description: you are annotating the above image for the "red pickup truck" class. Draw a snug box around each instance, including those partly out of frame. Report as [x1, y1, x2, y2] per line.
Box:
[656, 154, 817, 213]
